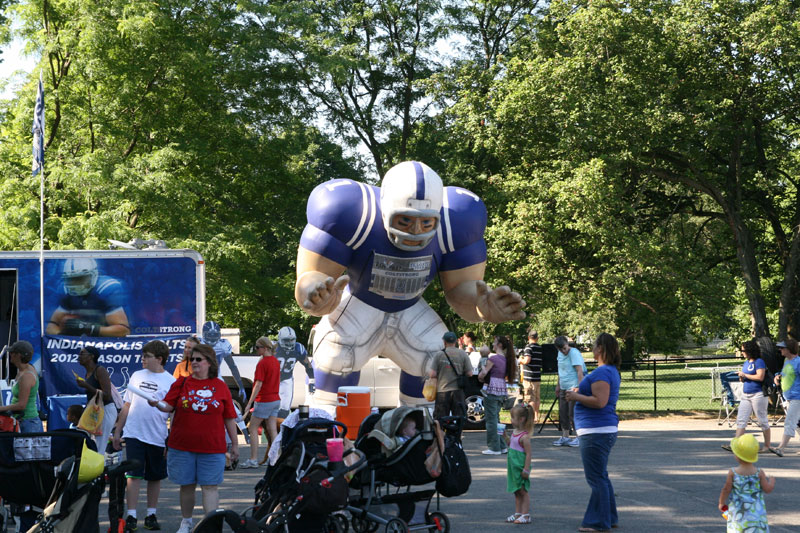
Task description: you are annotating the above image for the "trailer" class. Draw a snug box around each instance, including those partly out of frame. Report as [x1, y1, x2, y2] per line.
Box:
[0, 249, 205, 412]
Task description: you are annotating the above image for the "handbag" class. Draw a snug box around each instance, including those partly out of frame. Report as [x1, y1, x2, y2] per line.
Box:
[422, 377, 437, 401]
[110, 383, 125, 410]
[78, 390, 105, 436]
[443, 350, 467, 389]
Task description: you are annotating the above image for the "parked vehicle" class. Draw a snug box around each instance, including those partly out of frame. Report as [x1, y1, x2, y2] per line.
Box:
[226, 353, 516, 430]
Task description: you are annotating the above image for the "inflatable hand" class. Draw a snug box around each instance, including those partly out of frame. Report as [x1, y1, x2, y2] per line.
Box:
[301, 274, 350, 316]
[475, 281, 527, 323]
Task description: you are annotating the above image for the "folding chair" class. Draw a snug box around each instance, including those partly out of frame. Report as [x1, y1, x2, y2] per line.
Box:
[771, 386, 789, 426]
[717, 371, 743, 427]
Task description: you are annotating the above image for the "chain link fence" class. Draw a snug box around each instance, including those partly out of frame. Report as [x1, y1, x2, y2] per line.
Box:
[533, 356, 753, 420]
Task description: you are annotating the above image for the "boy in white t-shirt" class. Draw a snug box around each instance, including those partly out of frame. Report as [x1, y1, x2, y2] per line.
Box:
[112, 340, 176, 532]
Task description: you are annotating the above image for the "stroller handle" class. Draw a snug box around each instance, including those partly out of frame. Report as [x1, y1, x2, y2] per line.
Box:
[106, 459, 141, 477]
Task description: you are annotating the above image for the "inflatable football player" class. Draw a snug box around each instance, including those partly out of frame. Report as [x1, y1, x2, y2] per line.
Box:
[295, 161, 526, 406]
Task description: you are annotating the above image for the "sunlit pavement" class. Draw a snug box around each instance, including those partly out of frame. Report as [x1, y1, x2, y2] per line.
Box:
[95, 418, 799, 532]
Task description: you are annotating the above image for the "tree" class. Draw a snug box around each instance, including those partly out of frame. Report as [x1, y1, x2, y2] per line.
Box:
[0, 0, 359, 346]
[479, 0, 800, 346]
[241, 0, 446, 176]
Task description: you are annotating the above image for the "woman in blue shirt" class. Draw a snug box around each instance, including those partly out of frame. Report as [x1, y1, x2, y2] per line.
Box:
[725, 340, 774, 454]
[566, 333, 621, 532]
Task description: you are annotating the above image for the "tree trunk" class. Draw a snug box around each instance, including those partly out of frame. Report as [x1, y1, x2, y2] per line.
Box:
[777, 211, 800, 341]
[726, 206, 770, 339]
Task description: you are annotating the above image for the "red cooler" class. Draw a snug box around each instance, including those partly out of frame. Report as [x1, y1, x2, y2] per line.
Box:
[336, 386, 371, 439]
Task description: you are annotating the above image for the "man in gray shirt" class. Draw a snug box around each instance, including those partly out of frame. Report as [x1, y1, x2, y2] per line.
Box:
[429, 331, 473, 418]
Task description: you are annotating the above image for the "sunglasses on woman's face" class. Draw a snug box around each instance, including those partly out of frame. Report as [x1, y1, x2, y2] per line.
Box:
[190, 357, 206, 363]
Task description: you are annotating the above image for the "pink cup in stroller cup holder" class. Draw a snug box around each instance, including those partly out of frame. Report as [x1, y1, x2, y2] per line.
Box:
[326, 438, 344, 462]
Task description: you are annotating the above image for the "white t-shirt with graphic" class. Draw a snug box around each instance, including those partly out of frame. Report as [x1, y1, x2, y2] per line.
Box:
[122, 369, 176, 446]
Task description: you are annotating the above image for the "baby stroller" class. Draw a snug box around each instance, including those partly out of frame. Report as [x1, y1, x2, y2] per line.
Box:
[0, 429, 134, 533]
[346, 407, 458, 533]
[193, 416, 365, 533]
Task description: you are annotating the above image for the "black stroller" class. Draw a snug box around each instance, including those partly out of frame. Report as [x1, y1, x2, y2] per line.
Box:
[346, 407, 463, 533]
[193, 417, 365, 533]
[0, 429, 134, 533]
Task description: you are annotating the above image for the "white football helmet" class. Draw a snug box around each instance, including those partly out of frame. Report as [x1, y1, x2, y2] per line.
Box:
[62, 258, 99, 296]
[380, 161, 443, 251]
[278, 326, 296, 351]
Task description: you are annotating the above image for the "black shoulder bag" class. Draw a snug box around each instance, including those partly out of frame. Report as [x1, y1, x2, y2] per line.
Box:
[443, 350, 467, 389]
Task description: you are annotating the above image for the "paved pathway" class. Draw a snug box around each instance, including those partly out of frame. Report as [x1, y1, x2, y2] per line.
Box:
[95, 417, 799, 532]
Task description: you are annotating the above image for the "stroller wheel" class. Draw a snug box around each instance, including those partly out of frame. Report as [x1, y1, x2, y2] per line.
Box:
[384, 518, 408, 533]
[326, 513, 348, 533]
[426, 511, 450, 532]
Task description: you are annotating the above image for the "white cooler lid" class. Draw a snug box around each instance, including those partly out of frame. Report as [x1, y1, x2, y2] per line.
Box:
[337, 386, 371, 394]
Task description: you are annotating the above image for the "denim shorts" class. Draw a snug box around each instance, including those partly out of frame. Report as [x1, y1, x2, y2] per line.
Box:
[19, 418, 43, 433]
[252, 400, 280, 419]
[167, 448, 225, 486]
[125, 438, 167, 481]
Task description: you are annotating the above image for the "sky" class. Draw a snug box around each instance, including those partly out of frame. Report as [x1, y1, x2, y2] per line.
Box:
[1, 37, 37, 100]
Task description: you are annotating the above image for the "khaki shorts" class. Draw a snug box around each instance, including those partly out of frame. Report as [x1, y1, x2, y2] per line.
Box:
[524, 381, 541, 404]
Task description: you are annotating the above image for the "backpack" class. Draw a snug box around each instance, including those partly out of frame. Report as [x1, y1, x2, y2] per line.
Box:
[435, 433, 471, 497]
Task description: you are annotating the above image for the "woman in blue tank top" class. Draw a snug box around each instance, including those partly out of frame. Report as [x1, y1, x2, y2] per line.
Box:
[565, 333, 621, 532]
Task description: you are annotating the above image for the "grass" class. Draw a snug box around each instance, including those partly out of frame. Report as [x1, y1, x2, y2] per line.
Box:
[499, 356, 745, 422]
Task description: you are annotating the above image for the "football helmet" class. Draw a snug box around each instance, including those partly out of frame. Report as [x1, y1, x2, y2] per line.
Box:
[278, 326, 296, 351]
[62, 258, 99, 296]
[380, 161, 443, 251]
[202, 321, 222, 344]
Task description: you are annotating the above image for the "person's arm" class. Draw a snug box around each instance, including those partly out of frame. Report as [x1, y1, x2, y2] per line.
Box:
[519, 346, 532, 366]
[566, 379, 610, 409]
[101, 308, 131, 337]
[225, 417, 239, 461]
[478, 360, 494, 381]
[78, 367, 112, 404]
[0, 372, 35, 413]
[46, 308, 67, 334]
[718, 469, 734, 511]
[148, 399, 174, 413]
[759, 469, 775, 494]
[244, 381, 262, 414]
[574, 365, 585, 384]
[521, 433, 532, 480]
[295, 248, 350, 317]
[112, 402, 132, 450]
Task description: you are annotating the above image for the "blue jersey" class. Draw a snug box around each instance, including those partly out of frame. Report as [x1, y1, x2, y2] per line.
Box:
[56, 275, 126, 326]
[200, 337, 233, 365]
[275, 342, 311, 382]
[300, 179, 488, 313]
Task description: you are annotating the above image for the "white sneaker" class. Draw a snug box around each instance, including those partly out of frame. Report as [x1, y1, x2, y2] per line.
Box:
[239, 459, 257, 469]
[552, 437, 568, 446]
[567, 438, 580, 447]
[481, 449, 502, 455]
[176, 518, 192, 533]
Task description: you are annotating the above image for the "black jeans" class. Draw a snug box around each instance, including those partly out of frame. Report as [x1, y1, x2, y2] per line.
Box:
[433, 389, 466, 419]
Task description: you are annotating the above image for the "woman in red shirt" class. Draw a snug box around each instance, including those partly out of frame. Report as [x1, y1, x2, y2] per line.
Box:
[151, 344, 238, 533]
[240, 337, 281, 468]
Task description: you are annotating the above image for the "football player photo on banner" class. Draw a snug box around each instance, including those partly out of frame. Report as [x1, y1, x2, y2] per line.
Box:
[43, 257, 197, 338]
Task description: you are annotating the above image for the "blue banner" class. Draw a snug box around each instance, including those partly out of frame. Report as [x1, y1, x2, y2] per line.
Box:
[41, 335, 187, 398]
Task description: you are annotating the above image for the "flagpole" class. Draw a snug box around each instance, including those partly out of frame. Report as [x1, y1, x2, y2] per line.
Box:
[34, 73, 45, 337]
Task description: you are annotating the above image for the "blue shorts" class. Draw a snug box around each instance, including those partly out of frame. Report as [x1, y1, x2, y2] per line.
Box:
[252, 400, 280, 419]
[125, 438, 167, 481]
[167, 448, 225, 486]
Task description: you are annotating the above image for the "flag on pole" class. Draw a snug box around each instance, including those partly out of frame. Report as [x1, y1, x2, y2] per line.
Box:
[32, 74, 45, 176]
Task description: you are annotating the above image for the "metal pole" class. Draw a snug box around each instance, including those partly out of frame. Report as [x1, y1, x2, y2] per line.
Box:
[653, 359, 657, 411]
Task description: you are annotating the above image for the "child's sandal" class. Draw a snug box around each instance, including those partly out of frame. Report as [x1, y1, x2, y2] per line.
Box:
[514, 514, 531, 524]
[507, 513, 522, 523]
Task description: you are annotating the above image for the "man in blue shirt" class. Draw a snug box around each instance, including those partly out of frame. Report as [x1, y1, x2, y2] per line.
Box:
[553, 335, 586, 447]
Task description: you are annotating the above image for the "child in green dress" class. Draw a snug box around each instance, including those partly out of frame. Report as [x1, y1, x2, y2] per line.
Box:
[718, 433, 775, 532]
[506, 403, 535, 524]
